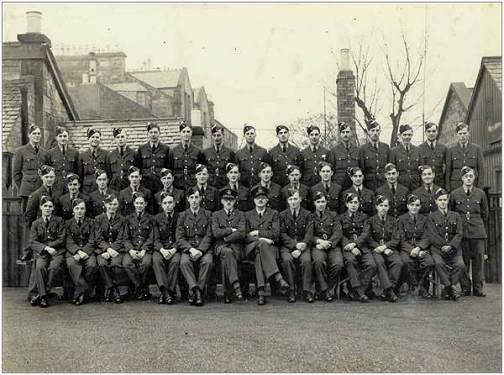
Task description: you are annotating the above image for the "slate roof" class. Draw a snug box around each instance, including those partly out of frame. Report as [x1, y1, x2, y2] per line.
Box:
[482, 56, 502, 91]
[104, 82, 148, 92]
[128, 69, 183, 89]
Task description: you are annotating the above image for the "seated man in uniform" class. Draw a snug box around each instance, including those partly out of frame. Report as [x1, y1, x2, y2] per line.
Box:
[88, 169, 118, 218]
[194, 164, 220, 212]
[154, 168, 185, 214]
[56, 174, 90, 220]
[118, 166, 152, 217]
[376, 163, 409, 219]
[176, 187, 214, 306]
[280, 165, 309, 211]
[309, 161, 342, 213]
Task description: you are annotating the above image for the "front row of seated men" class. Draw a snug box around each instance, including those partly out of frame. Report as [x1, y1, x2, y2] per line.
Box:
[26, 163, 485, 308]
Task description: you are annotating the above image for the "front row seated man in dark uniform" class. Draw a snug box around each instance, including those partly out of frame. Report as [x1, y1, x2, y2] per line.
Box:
[367, 195, 403, 302]
[121, 192, 153, 301]
[396, 194, 435, 299]
[427, 188, 466, 301]
[94, 194, 124, 303]
[311, 191, 343, 302]
[65, 198, 97, 306]
[245, 186, 289, 306]
[176, 187, 214, 307]
[279, 189, 314, 303]
[28, 195, 66, 308]
[212, 188, 246, 303]
[340, 193, 377, 303]
[152, 192, 180, 305]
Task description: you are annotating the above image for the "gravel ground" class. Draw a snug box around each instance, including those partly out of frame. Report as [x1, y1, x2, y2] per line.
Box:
[2, 285, 501, 373]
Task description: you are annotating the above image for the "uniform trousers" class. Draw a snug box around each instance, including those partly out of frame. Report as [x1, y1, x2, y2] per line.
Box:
[399, 251, 435, 288]
[250, 241, 281, 289]
[371, 251, 403, 291]
[152, 252, 181, 294]
[96, 253, 124, 289]
[216, 246, 240, 294]
[460, 239, 485, 292]
[343, 251, 377, 292]
[66, 254, 98, 298]
[312, 248, 344, 292]
[33, 255, 65, 297]
[431, 250, 466, 287]
[280, 249, 312, 293]
[122, 253, 153, 289]
[180, 252, 214, 291]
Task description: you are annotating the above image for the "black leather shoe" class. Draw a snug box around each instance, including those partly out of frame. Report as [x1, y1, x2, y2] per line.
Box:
[114, 288, 123, 304]
[387, 289, 398, 303]
[304, 292, 314, 303]
[420, 290, 433, 299]
[463, 290, 472, 297]
[258, 295, 266, 305]
[441, 287, 452, 300]
[451, 290, 460, 301]
[378, 292, 388, 301]
[166, 294, 175, 305]
[224, 295, 232, 304]
[278, 278, 290, 295]
[30, 295, 41, 306]
[39, 297, 49, 308]
[195, 289, 203, 306]
[325, 290, 334, 302]
[104, 289, 113, 303]
[234, 288, 243, 301]
[473, 290, 486, 297]
[158, 294, 167, 304]
[74, 294, 85, 306]
[288, 291, 296, 303]
[188, 293, 195, 305]
[142, 291, 152, 301]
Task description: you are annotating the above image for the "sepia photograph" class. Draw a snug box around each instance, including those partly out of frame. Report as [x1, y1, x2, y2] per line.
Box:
[2, 2, 502, 372]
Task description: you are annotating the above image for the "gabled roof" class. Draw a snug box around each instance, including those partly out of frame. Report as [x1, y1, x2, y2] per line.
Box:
[466, 56, 502, 122]
[438, 82, 472, 126]
[128, 69, 185, 89]
[2, 83, 22, 146]
[104, 82, 148, 92]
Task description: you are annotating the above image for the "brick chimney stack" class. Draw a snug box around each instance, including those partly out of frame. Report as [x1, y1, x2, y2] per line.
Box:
[18, 10, 51, 46]
[336, 48, 356, 141]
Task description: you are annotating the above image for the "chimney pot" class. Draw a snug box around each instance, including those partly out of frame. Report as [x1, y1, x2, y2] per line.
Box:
[26, 11, 42, 33]
[340, 48, 351, 71]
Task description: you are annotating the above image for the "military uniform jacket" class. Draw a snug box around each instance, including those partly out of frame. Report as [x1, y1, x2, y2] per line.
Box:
[310, 210, 342, 249]
[339, 211, 370, 252]
[376, 183, 409, 218]
[449, 187, 488, 239]
[29, 215, 66, 257]
[79, 147, 108, 193]
[65, 216, 96, 256]
[118, 186, 153, 217]
[25, 185, 59, 227]
[279, 208, 313, 252]
[122, 212, 154, 253]
[169, 143, 206, 190]
[268, 143, 303, 187]
[194, 184, 220, 212]
[412, 184, 440, 215]
[359, 142, 390, 191]
[310, 181, 342, 213]
[367, 214, 399, 250]
[224, 183, 250, 212]
[106, 146, 136, 192]
[390, 144, 421, 190]
[12, 143, 46, 197]
[280, 183, 309, 210]
[152, 211, 179, 251]
[212, 209, 246, 256]
[135, 142, 171, 192]
[94, 213, 124, 253]
[235, 144, 270, 187]
[44, 146, 80, 191]
[446, 143, 484, 191]
[301, 145, 329, 187]
[203, 145, 236, 189]
[250, 182, 282, 212]
[56, 192, 91, 221]
[342, 186, 375, 217]
[154, 187, 186, 214]
[245, 208, 280, 256]
[88, 188, 118, 218]
[328, 142, 360, 187]
[418, 141, 447, 189]
[396, 213, 430, 253]
[427, 210, 463, 252]
[175, 208, 213, 254]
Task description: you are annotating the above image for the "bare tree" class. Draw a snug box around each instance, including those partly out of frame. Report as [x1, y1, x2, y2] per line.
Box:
[287, 112, 339, 150]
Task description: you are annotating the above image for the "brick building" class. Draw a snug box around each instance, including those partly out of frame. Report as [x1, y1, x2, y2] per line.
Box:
[438, 82, 472, 145]
[336, 48, 356, 143]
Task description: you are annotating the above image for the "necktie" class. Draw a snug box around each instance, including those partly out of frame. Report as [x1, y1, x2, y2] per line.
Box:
[77, 219, 82, 227]
[120, 147, 124, 157]
[430, 142, 434, 151]
[249, 146, 253, 153]
[293, 211, 297, 220]
[313, 146, 317, 153]
[193, 211, 197, 217]
[137, 213, 142, 221]
[70, 194, 75, 201]
[151, 143, 156, 152]
[259, 212, 263, 218]
[34, 146, 39, 154]
[62, 146, 66, 155]
[428, 187, 431, 194]
[282, 144, 286, 153]
[374, 144, 379, 152]
[466, 189, 471, 196]
[391, 185, 396, 196]
[184, 144, 188, 153]
[216, 147, 220, 154]
[45, 217, 49, 226]
[381, 217, 385, 226]
[200, 186, 205, 195]
[406, 145, 409, 153]
[227, 210, 231, 217]
[48, 187, 53, 196]
[92, 150, 97, 159]
[325, 184, 330, 193]
[345, 143, 349, 152]
[413, 216, 417, 225]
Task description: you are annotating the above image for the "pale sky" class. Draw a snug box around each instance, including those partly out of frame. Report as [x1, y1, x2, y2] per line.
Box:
[3, 3, 501, 148]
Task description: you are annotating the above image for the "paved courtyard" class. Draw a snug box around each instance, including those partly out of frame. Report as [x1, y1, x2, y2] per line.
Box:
[2, 285, 501, 373]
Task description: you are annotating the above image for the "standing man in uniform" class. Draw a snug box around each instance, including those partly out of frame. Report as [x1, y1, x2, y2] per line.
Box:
[170, 121, 206, 191]
[135, 122, 171, 195]
[450, 166, 488, 297]
[44, 126, 79, 195]
[107, 128, 136, 192]
[329, 122, 360, 190]
[176, 187, 214, 307]
[203, 124, 236, 190]
[359, 119, 390, 192]
[301, 125, 329, 187]
[235, 124, 270, 187]
[419, 122, 447, 189]
[376, 163, 409, 219]
[268, 125, 303, 187]
[13, 124, 46, 212]
[446, 122, 484, 192]
[194, 164, 219, 212]
[79, 128, 108, 194]
[390, 124, 421, 191]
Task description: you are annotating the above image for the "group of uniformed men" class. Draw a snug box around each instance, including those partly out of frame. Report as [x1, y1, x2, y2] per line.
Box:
[13, 118, 488, 308]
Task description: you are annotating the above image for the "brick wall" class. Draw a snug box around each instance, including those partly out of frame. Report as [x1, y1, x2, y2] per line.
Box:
[43, 65, 70, 148]
[336, 70, 356, 142]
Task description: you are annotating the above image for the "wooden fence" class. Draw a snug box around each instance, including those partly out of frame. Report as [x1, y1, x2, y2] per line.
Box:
[485, 192, 501, 283]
